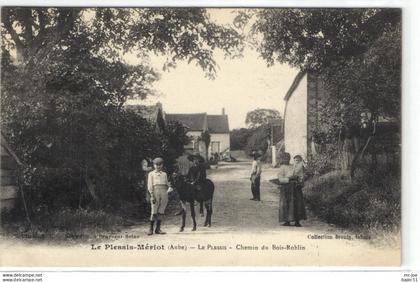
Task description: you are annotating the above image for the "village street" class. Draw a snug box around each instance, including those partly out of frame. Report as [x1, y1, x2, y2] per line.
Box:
[0, 7, 405, 272]
[0, 158, 400, 267]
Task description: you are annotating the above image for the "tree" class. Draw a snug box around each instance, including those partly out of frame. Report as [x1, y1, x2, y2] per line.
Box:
[245, 125, 270, 157]
[157, 121, 190, 174]
[237, 8, 401, 173]
[1, 8, 244, 99]
[236, 9, 400, 71]
[1, 7, 243, 214]
[242, 108, 282, 158]
[199, 130, 211, 162]
[321, 22, 401, 176]
[245, 108, 281, 129]
[230, 128, 255, 150]
[237, 9, 400, 123]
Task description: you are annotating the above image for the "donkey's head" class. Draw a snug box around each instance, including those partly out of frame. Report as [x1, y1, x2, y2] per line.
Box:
[170, 171, 186, 190]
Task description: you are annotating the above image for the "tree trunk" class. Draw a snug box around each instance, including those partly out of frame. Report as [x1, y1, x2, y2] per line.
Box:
[350, 120, 377, 178]
[84, 174, 101, 209]
[370, 140, 378, 171]
[78, 171, 83, 209]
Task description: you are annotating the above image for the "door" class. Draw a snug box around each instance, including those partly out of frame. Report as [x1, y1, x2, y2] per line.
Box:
[211, 141, 220, 154]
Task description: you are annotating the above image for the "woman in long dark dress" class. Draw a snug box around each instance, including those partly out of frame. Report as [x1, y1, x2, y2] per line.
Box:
[277, 153, 307, 227]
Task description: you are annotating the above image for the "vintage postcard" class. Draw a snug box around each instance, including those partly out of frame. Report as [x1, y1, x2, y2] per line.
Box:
[0, 7, 401, 266]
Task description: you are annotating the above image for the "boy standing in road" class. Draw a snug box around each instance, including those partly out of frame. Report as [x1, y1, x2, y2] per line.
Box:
[250, 150, 262, 201]
[147, 157, 173, 235]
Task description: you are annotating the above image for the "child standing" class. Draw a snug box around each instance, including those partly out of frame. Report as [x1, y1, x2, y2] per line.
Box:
[147, 157, 173, 235]
[250, 150, 262, 201]
[292, 155, 305, 183]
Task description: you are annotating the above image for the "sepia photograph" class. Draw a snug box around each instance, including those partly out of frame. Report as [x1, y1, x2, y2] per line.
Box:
[0, 7, 402, 267]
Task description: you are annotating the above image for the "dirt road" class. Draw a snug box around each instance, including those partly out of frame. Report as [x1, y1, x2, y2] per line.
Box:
[0, 160, 400, 267]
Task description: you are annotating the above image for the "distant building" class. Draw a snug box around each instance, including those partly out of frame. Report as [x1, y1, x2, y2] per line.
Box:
[166, 108, 230, 158]
[283, 71, 399, 170]
[207, 113, 230, 156]
[283, 71, 314, 160]
[165, 113, 208, 152]
[284, 71, 346, 160]
[126, 103, 231, 158]
[125, 103, 162, 123]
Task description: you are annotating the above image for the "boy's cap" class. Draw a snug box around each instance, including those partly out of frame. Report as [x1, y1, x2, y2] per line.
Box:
[153, 157, 164, 164]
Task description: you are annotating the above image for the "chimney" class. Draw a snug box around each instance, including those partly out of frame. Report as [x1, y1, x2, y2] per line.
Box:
[222, 108, 225, 115]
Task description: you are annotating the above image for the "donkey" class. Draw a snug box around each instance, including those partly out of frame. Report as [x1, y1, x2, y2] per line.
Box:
[171, 172, 215, 232]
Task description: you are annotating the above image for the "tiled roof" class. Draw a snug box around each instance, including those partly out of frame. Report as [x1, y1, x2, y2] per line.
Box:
[125, 104, 158, 120]
[165, 113, 207, 131]
[128, 105, 230, 134]
[207, 115, 230, 133]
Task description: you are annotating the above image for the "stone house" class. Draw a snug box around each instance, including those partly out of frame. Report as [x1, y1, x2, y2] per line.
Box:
[283, 71, 399, 171]
[283, 71, 325, 160]
[165, 112, 208, 152]
[165, 108, 230, 158]
[126, 103, 231, 158]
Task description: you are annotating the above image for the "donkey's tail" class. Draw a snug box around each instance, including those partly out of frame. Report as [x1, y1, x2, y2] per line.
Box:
[204, 179, 215, 197]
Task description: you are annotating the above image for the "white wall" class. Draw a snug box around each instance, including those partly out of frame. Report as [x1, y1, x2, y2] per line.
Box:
[186, 131, 202, 151]
[284, 74, 308, 160]
[186, 131, 230, 158]
[209, 133, 230, 154]
[187, 131, 202, 138]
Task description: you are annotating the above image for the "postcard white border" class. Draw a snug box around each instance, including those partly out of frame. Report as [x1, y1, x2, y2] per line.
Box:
[0, 0, 418, 276]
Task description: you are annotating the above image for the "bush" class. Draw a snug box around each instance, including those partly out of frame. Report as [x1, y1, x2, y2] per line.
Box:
[245, 125, 270, 157]
[230, 128, 255, 150]
[2, 106, 189, 220]
[1, 42, 189, 223]
[304, 167, 400, 231]
[2, 207, 126, 242]
[305, 146, 339, 177]
[231, 124, 282, 162]
[46, 208, 123, 230]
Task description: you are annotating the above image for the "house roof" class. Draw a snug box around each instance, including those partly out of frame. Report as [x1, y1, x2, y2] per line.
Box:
[165, 113, 207, 131]
[284, 71, 307, 101]
[207, 115, 230, 133]
[125, 104, 158, 120]
[128, 104, 230, 134]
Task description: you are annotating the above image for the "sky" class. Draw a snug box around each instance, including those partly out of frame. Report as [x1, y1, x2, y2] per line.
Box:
[6, 8, 298, 129]
[125, 9, 299, 129]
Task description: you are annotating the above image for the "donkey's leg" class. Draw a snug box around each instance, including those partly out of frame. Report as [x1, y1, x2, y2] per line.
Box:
[207, 200, 213, 227]
[180, 201, 187, 232]
[199, 201, 204, 217]
[190, 201, 197, 231]
[204, 201, 210, 227]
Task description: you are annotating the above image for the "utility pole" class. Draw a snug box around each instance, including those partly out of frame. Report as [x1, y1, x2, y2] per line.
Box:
[270, 123, 277, 167]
